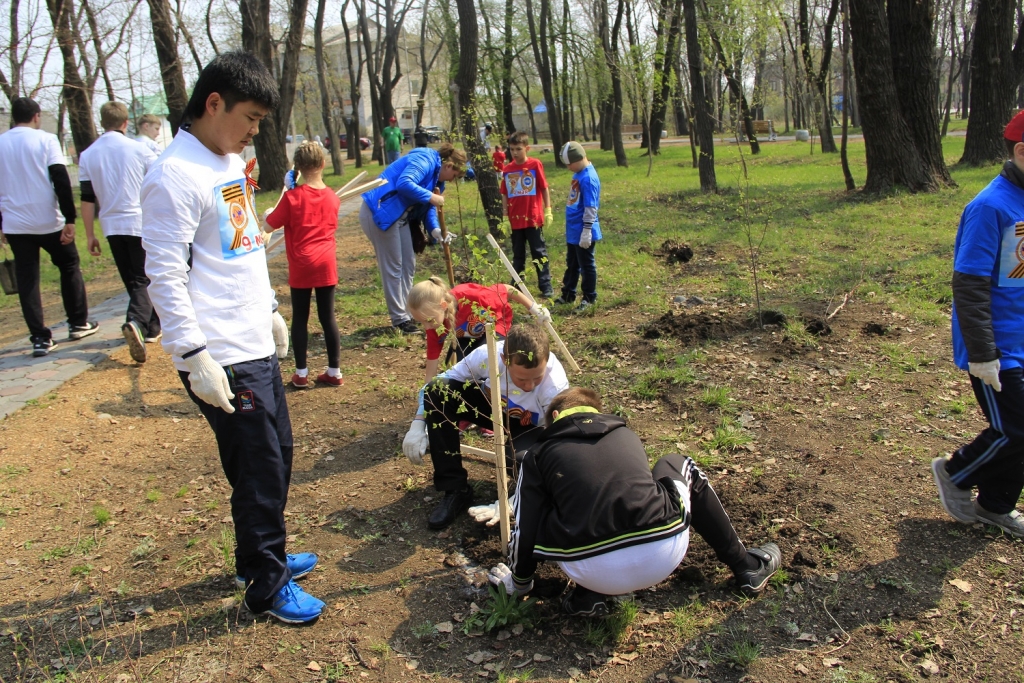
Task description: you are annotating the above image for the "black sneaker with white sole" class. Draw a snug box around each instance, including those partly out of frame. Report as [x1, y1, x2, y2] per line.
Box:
[32, 338, 57, 357]
[562, 585, 610, 617]
[734, 543, 782, 595]
[122, 321, 147, 363]
[68, 321, 99, 340]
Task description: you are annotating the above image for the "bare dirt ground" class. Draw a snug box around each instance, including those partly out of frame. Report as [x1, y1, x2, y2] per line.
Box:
[1, 211, 1022, 683]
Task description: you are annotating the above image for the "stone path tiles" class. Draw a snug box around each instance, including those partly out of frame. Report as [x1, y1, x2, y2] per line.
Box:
[0, 197, 363, 420]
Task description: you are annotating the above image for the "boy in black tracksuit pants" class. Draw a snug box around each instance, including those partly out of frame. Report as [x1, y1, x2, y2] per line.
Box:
[488, 388, 781, 615]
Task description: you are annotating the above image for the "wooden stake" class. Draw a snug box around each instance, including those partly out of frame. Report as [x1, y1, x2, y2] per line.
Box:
[436, 186, 456, 287]
[485, 323, 511, 547]
[485, 233, 581, 373]
[335, 177, 388, 203]
[335, 170, 368, 196]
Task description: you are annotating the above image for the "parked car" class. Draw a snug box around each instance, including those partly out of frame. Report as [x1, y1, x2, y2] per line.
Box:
[324, 135, 371, 150]
[422, 126, 444, 143]
[285, 134, 305, 144]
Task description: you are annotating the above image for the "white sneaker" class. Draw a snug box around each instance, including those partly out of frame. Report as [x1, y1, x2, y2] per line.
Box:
[973, 502, 1024, 538]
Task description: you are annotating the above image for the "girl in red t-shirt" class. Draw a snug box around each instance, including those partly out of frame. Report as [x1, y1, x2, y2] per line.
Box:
[264, 142, 343, 388]
[406, 276, 550, 383]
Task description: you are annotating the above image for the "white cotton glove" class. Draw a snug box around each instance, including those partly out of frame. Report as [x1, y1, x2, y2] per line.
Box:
[488, 562, 533, 596]
[430, 227, 456, 244]
[969, 359, 1002, 392]
[469, 495, 516, 526]
[272, 311, 289, 358]
[578, 227, 593, 249]
[403, 419, 428, 465]
[183, 350, 235, 413]
[529, 302, 552, 325]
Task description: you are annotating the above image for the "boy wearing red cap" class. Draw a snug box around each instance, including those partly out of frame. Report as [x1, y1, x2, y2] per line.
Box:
[382, 116, 403, 165]
[932, 111, 1024, 538]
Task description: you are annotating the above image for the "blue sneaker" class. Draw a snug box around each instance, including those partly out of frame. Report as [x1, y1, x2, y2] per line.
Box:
[247, 581, 325, 624]
[235, 553, 318, 589]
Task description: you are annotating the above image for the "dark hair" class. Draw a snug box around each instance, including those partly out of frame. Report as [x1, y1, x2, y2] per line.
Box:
[544, 387, 603, 426]
[185, 52, 280, 122]
[508, 131, 530, 147]
[502, 324, 549, 369]
[11, 97, 41, 124]
[1006, 137, 1020, 158]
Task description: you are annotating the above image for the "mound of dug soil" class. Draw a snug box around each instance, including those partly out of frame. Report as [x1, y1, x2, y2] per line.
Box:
[642, 309, 786, 345]
[655, 239, 695, 264]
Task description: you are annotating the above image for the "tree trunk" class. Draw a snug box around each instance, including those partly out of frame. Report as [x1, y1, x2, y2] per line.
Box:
[501, 0, 515, 134]
[241, 0, 307, 190]
[700, 1, 760, 154]
[454, 0, 503, 234]
[848, 0, 937, 192]
[840, 0, 855, 191]
[599, 0, 629, 167]
[681, 0, 716, 192]
[46, 0, 96, 154]
[960, 0, 1022, 166]
[145, 0, 189, 135]
[799, 0, 839, 152]
[648, 0, 683, 154]
[314, 0, 343, 176]
[888, 0, 953, 183]
[526, 0, 565, 165]
[341, 0, 363, 167]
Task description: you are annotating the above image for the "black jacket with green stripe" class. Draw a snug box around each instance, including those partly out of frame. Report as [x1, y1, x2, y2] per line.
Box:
[507, 410, 687, 588]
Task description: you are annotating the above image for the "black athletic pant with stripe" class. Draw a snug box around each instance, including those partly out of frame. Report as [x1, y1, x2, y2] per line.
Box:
[946, 367, 1024, 514]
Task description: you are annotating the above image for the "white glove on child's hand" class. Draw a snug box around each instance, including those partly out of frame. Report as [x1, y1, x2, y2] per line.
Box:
[184, 350, 235, 413]
[529, 302, 552, 325]
[488, 562, 533, 595]
[469, 495, 516, 526]
[578, 227, 593, 249]
[272, 311, 289, 358]
[403, 419, 428, 465]
[969, 359, 1002, 392]
[430, 227, 456, 244]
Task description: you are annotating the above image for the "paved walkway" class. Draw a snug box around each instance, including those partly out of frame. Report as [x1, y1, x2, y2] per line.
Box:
[0, 200, 361, 420]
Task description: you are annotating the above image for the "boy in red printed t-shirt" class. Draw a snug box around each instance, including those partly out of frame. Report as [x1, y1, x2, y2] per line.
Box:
[500, 131, 553, 298]
[492, 145, 506, 172]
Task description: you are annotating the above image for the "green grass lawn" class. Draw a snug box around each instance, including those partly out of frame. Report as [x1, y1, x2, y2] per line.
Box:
[3, 138, 1000, 335]
[438, 136, 997, 330]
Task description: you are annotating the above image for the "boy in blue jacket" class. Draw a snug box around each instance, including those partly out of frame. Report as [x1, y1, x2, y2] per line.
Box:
[554, 141, 601, 313]
[932, 112, 1024, 538]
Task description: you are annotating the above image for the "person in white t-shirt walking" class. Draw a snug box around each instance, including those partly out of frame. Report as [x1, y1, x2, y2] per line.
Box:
[141, 52, 324, 625]
[134, 114, 163, 156]
[79, 101, 160, 363]
[0, 97, 98, 357]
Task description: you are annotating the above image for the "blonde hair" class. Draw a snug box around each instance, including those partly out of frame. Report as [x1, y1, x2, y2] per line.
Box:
[293, 140, 326, 173]
[137, 113, 160, 127]
[100, 101, 129, 131]
[407, 276, 456, 332]
[438, 142, 468, 177]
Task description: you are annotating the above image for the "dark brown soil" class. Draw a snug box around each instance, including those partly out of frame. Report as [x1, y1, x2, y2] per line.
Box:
[0, 212, 1021, 683]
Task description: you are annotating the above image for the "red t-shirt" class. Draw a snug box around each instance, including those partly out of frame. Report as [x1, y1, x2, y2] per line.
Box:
[500, 158, 548, 229]
[492, 148, 506, 171]
[266, 184, 341, 289]
[425, 283, 514, 360]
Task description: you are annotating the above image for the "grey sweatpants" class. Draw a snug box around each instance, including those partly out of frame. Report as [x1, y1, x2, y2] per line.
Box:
[359, 201, 415, 325]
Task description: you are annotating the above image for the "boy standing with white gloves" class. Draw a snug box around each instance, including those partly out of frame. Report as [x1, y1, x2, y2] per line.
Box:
[933, 111, 1024, 538]
[142, 52, 323, 623]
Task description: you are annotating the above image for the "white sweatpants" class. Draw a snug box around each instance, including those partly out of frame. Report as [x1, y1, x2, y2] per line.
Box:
[558, 530, 690, 595]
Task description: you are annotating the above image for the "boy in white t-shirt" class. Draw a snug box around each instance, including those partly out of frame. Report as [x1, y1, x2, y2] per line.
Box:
[134, 114, 164, 155]
[0, 97, 98, 356]
[402, 324, 569, 529]
[79, 101, 160, 363]
[141, 52, 324, 625]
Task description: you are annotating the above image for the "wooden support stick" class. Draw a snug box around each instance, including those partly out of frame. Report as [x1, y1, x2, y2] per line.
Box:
[336, 177, 388, 203]
[460, 444, 496, 462]
[485, 233, 581, 373]
[485, 323, 511, 547]
[436, 186, 456, 287]
[335, 170, 368, 196]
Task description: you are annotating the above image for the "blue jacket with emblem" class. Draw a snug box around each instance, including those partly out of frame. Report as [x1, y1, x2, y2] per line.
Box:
[361, 147, 445, 233]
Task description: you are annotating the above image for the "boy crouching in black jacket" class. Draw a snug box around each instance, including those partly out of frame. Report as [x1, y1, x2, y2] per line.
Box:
[488, 387, 782, 617]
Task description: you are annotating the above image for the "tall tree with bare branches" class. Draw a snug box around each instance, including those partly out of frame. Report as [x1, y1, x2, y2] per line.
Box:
[46, 0, 96, 153]
[146, 0, 189, 134]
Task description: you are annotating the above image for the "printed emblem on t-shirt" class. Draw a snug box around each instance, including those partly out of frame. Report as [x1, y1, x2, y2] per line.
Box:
[215, 178, 264, 259]
[506, 398, 539, 426]
[1000, 220, 1024, 284]
[455, 304, 497, 339]
[237, 390, 256, 412]
[567, 179, 581, 206]
[505, 170, 537, 197]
